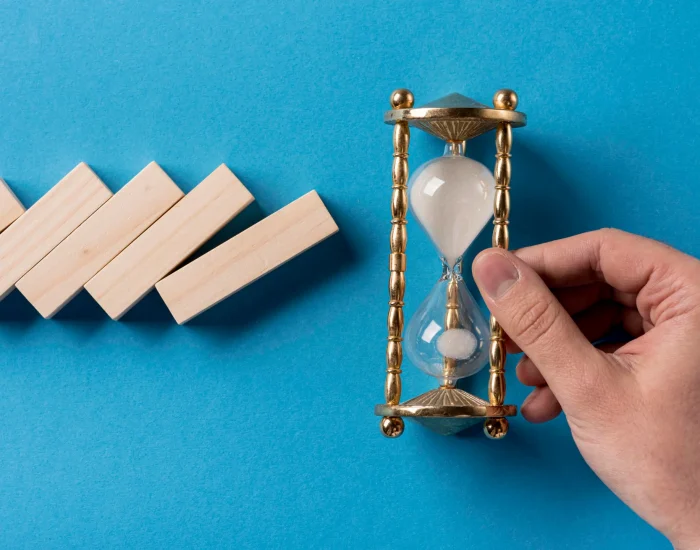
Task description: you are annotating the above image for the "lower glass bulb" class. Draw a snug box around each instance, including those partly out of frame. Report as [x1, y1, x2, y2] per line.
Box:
[405, 264, 489, 385]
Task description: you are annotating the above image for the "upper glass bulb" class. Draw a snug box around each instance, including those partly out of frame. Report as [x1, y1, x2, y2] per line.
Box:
[408, 143, 495, 266]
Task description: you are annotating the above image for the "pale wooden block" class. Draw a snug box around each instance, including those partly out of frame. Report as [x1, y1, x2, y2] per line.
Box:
[0, 178, 25, 233]
[0, 163, 112, 301]
[16, 162, 184, 318]
[85, 164, 254, 320]
[156, 190, 338, 324]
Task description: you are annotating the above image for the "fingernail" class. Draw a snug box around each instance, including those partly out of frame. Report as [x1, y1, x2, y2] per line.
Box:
[473, 251, 520, 300]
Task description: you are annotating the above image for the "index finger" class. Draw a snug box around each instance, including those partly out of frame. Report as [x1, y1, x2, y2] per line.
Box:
[515, 228, 700, 327]
[515, 228, 693, 293]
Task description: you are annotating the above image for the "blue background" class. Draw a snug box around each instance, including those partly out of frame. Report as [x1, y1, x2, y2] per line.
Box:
[0, 0, 697, 548]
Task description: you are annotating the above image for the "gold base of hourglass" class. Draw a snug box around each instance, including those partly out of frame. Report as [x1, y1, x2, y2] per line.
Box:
[374, 388, 517, 437]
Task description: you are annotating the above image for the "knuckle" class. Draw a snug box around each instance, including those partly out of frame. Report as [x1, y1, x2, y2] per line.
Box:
[511, 295, 561, 349]
[597, 227, 628, 245]
[598, 227, 622, 239]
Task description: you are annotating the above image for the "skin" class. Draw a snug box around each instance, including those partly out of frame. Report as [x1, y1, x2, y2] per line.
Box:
[471, 228, 700, 549]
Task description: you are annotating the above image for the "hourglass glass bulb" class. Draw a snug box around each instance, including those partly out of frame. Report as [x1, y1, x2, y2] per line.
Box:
[405, 264, 489, 384]
[409, 142, 495, 266]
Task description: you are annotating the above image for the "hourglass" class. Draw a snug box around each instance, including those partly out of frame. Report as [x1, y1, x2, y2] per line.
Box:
[375, 89, 527, 439]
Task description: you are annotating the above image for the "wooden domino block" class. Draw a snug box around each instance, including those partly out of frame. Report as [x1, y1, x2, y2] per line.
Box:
[85, 164, 254, 320]
[0, 163, 112, 301]
[16, 162, 184, 318]
[156, 190, 338, 324]
[0, 178, 25, 233]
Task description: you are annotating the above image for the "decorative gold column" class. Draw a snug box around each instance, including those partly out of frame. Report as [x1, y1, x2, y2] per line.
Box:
[441, 273, 460, 388]
[484, 89, 518, 440]
[380, 89, 414, 438]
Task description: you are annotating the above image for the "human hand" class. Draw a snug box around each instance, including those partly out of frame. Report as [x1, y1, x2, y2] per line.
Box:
[471, 229, 700, 549]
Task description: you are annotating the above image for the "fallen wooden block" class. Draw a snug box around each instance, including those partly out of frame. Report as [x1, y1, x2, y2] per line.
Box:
[0, 178, 25, 233]
[16, 162, 184, 318]
[85, 164, 254, 320]
[0, 163, 112, 301]
[156, 190, 338, 324]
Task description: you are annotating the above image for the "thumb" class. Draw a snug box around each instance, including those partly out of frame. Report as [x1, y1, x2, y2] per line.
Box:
[472, 249, 607, 406]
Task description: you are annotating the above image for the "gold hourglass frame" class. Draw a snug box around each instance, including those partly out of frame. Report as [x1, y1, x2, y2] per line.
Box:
[375, 89, 527, 439]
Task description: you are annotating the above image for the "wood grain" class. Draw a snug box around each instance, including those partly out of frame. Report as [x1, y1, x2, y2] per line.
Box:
[0, 178, 25, 233]
[156, 190, 338, 324]
[85, 164, 254, 320]
[16, 162, 183, 318]
[0, 163, 112, 301]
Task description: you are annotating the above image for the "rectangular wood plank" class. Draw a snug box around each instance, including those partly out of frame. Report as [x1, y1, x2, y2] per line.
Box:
[156, 190, 338, 324]
[0, 178, 25, 233]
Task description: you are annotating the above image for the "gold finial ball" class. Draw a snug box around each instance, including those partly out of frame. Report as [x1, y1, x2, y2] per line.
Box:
[380, 416, 405, 438]
[484, 417, 509, 439]
[493, 89, 519, 111]
[390, 89, 414, 110]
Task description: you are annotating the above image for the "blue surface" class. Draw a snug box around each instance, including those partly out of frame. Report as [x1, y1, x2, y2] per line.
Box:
[0, 1, 697, 548]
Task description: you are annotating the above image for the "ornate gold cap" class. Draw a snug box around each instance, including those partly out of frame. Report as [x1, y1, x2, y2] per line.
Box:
[384, 92, 526, 142]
